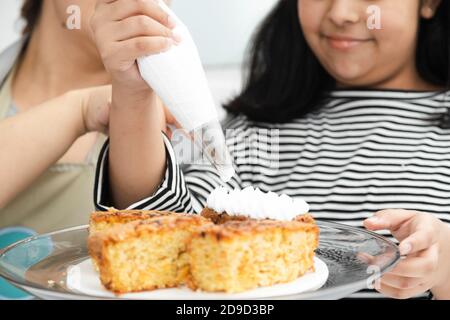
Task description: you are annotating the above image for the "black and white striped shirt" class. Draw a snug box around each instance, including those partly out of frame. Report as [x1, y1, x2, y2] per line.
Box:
[94, 89, 450, 299]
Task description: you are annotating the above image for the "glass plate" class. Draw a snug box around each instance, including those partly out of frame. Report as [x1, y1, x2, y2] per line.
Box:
[0, 220, 400, 300]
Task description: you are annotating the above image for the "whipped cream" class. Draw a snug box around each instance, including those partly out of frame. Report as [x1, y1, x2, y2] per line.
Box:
[206, 186, 309, 221]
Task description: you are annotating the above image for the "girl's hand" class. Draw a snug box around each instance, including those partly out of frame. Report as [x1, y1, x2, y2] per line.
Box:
[364, 209, 450, 299]
[90, 0, 181, 95]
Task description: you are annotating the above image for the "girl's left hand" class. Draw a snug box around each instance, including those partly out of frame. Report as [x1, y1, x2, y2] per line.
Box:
[364, 209, 450, 299]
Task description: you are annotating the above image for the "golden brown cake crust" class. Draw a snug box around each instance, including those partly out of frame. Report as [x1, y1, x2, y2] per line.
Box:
[194, 218, 319, 242]
[89, 214, 212, 245]
[88, 209, 197, 234]
[88, 214, 213, 294]
[90, 209, 170, 227]
[88, 208, 319, 294]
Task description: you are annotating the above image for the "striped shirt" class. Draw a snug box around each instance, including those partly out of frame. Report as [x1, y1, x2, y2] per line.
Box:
[94, 89, 450, 299]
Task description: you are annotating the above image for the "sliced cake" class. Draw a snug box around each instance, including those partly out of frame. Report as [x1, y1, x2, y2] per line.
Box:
[187, 218, 318, 293]
[88, 214, 213, 294]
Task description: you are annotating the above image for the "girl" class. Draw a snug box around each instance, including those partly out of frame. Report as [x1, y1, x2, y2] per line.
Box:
[91, 0, 450, 299]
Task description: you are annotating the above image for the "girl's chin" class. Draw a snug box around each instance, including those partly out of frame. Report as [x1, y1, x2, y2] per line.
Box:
[327, 65, 373, 87]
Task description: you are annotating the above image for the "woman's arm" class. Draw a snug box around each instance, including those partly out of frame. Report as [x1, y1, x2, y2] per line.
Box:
[0, 85, 111, 208]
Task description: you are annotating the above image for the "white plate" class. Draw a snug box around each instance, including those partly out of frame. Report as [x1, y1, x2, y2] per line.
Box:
[66, 257, 328, 300]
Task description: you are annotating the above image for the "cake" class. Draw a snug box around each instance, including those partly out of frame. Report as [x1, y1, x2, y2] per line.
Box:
[187, 219, 318, 293]
[87, 187, 319, 294]
[88, 214, 213, 294]
[190, 187, 318, 293]
[88, 208, 184, 271]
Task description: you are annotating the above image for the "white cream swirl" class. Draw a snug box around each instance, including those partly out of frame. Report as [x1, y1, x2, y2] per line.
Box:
[206, 186, 309, 221]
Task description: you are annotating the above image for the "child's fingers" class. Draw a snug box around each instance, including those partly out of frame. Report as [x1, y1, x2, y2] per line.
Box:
[163, 106, 182, 129]
[98, 37, 173, 75]
[356, 252, 376, 265]
[112, 36, 174, 68]
[377, 281, 428, 300]
[399, 225, 438, 256]
[95, 0, 116, 10]
[110, 15, 179, 43]
[364, 209, 416, 232]
[164, 124, 174, 139]
[107, 0, 174, 29]
[356, 251, 398, 268]
[97, 102, 111, 131]
[387, 245, 439, 277]
[397, 213, 440, 255]
[380, 273, 425, 290]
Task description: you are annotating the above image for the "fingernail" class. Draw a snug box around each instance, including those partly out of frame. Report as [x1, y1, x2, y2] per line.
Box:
[160, 39, 173, 52]
[367, 216, 381, 224]
[357, 253, 371, 264]
[399, 242, 412, 255]
[172, 31, 182, 44]
[167, 16, 176, 29]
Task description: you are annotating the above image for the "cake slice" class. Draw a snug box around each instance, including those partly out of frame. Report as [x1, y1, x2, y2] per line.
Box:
[187, 218, 319, 293]
[88, 209, 183, 271]
[87, 187, 319, 295]
[88, 214, 213, 294]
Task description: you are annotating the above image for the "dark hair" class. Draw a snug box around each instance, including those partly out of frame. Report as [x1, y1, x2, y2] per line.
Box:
[417, 0, 450, 86]
[225, 0, 450, 123]
[21, 0, 43, 35]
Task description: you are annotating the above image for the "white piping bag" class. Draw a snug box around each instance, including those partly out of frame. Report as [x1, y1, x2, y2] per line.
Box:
[137, 0, 235, 183]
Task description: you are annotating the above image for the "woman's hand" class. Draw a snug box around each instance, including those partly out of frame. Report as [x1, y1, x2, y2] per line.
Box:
[0, 85, 112, 208]
[90, 0, 181, 96]
[67, 85, 179, 137]
[67, 85, 112, 135]
[364, 209, 450, 299]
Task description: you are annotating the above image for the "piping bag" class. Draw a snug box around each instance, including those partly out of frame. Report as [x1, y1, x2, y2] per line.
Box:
[137, 0, 235, 183]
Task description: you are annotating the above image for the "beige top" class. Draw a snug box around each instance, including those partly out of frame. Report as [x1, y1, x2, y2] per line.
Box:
[0, 67, 106, 234]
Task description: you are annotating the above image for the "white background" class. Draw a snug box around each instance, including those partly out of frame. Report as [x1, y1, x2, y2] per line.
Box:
[0, 0, 23, 52]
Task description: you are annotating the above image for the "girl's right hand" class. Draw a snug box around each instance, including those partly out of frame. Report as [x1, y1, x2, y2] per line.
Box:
[90, 0, 181, 95]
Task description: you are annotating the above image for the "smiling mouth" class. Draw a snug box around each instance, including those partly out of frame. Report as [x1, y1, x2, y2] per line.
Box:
[323, 35, 373, 50]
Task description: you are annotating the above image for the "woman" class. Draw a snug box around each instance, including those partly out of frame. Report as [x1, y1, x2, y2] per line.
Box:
[0, 0, 174, 299]
[91, 0, 450, 299]
[0, 0, 111, 300]
[0, 0, 112, 236]
[0, 0, 171, 234]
